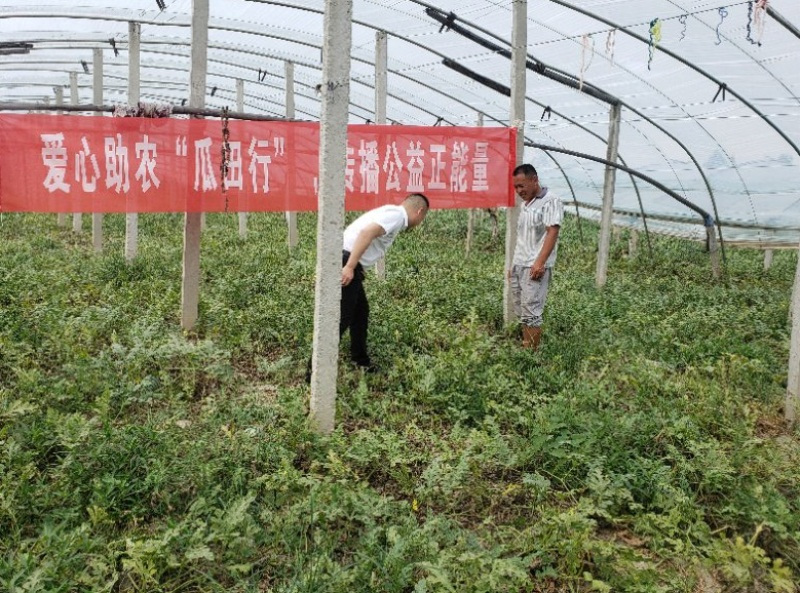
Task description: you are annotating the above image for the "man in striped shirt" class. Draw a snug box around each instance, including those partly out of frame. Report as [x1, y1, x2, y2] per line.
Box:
[509, 164, 564, 350]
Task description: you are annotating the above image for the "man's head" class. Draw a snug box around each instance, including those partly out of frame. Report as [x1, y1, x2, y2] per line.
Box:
[512, 164, 541, 203]
[403, 193, 430, 228]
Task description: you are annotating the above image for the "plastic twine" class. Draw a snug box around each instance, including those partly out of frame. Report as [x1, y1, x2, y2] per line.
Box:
[679, 14, 688, 41]
[579, 34, 594, 90]
[753, 0, 768, 46]
[715, 7, 728, 45]
[605, 29, 616, 65]
[648, 18, 662, 70]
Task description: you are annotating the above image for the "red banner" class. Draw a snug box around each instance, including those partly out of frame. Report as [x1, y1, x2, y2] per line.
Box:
[0, 114, 515, 213]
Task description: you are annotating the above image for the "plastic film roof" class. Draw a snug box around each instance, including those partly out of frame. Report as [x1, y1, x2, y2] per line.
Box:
[1, 0, 799, 246]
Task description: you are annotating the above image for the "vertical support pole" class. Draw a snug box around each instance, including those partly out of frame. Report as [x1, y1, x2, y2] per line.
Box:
[764, 249, 774, 271]
[55, 85, 67, 227]
[181, 0, 209, 331]
[466, 112, 483, 257]
[373, 30, 388, 279]
[126, 21, 141, 261]
[285, 61, 299, 250]
[236, 78, 248, 239]
[504, 0, 527, 324]
[707, 224, 721, 279]
[595, 102, 622, 288]
[70, 72, 82, 233]
[628, 229, 638, 258]
[786, 239, 800, 425]
[92, 47, 104, 254]
[310, 0, 352, 435]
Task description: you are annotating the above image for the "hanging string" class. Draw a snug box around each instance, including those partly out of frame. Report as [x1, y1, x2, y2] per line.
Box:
[753, 0, 768, 45]
[679, 14, 688, 41]
[715, 7, 729, 45]
[605, 29, 616, 65]
[746, 1, 756, 44]
[579, 34, 594, 90]
[648, 18, 662, 70]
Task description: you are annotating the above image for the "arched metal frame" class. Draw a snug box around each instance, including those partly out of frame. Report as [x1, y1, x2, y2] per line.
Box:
[1, 1, 798, 248]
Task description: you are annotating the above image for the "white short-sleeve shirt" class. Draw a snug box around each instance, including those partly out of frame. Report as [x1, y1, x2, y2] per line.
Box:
[343, 205, 408, 268]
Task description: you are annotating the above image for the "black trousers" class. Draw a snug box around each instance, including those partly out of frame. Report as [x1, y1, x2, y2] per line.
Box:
[340, 250, 370, 365]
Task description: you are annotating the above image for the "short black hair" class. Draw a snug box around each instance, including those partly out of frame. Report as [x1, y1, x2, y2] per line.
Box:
[513, 164, 538, 178]
[406, 193, 430, 209]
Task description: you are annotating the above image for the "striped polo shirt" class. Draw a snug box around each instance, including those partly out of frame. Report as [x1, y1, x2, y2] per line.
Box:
[512, 186, 564, 268]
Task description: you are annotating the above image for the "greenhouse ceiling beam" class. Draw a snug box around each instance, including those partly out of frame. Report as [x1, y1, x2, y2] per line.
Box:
[423, 3, 723, 256]
[444, 55, 659, 244]
[427, 8, 618, 106]
[240, 0, 644, 138]
[766, 5, 800, 42]
[528, 141, 714, 228]
[545, 0, 800, 162]
[0, 78, 387, 125]
[0, 37, 441, 126]
[0, 11, 471, 126]
[0, 60, 385, 122]
[0, 100, 292, 121]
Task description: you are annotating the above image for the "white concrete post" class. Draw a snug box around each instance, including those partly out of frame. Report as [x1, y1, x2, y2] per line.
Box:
[92, 47, 104, 253]
[504, 0, 526, 324]
[466, 112, 483, 257]
[628, 229, 639, 258]
[181, 0, 209, 331]
[595, 102, 622, 288]
[786, 239, 800, 425]
[373, 30, 388, 279]
[70, 72, 82, 233]
[285, 61, 299, 250]
[126, 21, 141, 261]
[55, 85, 67, 227]
[236, 78, 248, 239]
[310, 0, 352, 435]
[765, 249, 774, 271]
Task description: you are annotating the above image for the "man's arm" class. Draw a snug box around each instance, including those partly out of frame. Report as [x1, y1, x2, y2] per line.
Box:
[530, 225, 560, 280]
[342, 222, 386, 286]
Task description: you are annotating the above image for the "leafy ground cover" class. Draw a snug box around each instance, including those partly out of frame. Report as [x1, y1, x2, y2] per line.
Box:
[1, 210, 799, 592]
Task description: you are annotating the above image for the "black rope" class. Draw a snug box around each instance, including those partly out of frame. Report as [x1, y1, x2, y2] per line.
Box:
[540, 106, 552, 120]
[712, 82, 727, 102]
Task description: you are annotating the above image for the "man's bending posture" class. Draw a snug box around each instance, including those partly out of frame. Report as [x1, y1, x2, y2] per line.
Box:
[339, 193, 429, 371]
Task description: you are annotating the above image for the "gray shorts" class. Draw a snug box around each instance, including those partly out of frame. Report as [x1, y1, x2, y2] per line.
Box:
[511, 266, 552, 327]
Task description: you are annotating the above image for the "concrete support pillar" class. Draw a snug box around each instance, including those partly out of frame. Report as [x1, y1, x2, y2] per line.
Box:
[466, 112, 483, 257]
[708, 225, 721, 279]
[374, 30, 388, 279]
[310, 0, 352, 434]
[503, 0, 527, 323]
[92, 47, 104, 253]
[786, 239, 800, 425]
[126, 21, 141, 261]
[70, 72, 82, 233]
[55, 85, 67, 227]
[595, 102, 622, 288]
[765, 249, 774, 271]
[181, 0, 209, 331]
[628, 229, 638, 258]
[236, 78, 248, 239]
[285, 61, 299, 250]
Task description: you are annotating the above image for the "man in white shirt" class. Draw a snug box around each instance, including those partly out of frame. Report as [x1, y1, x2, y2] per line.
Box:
[337, 193, 430, 373]
[509, 164, 563, 350]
